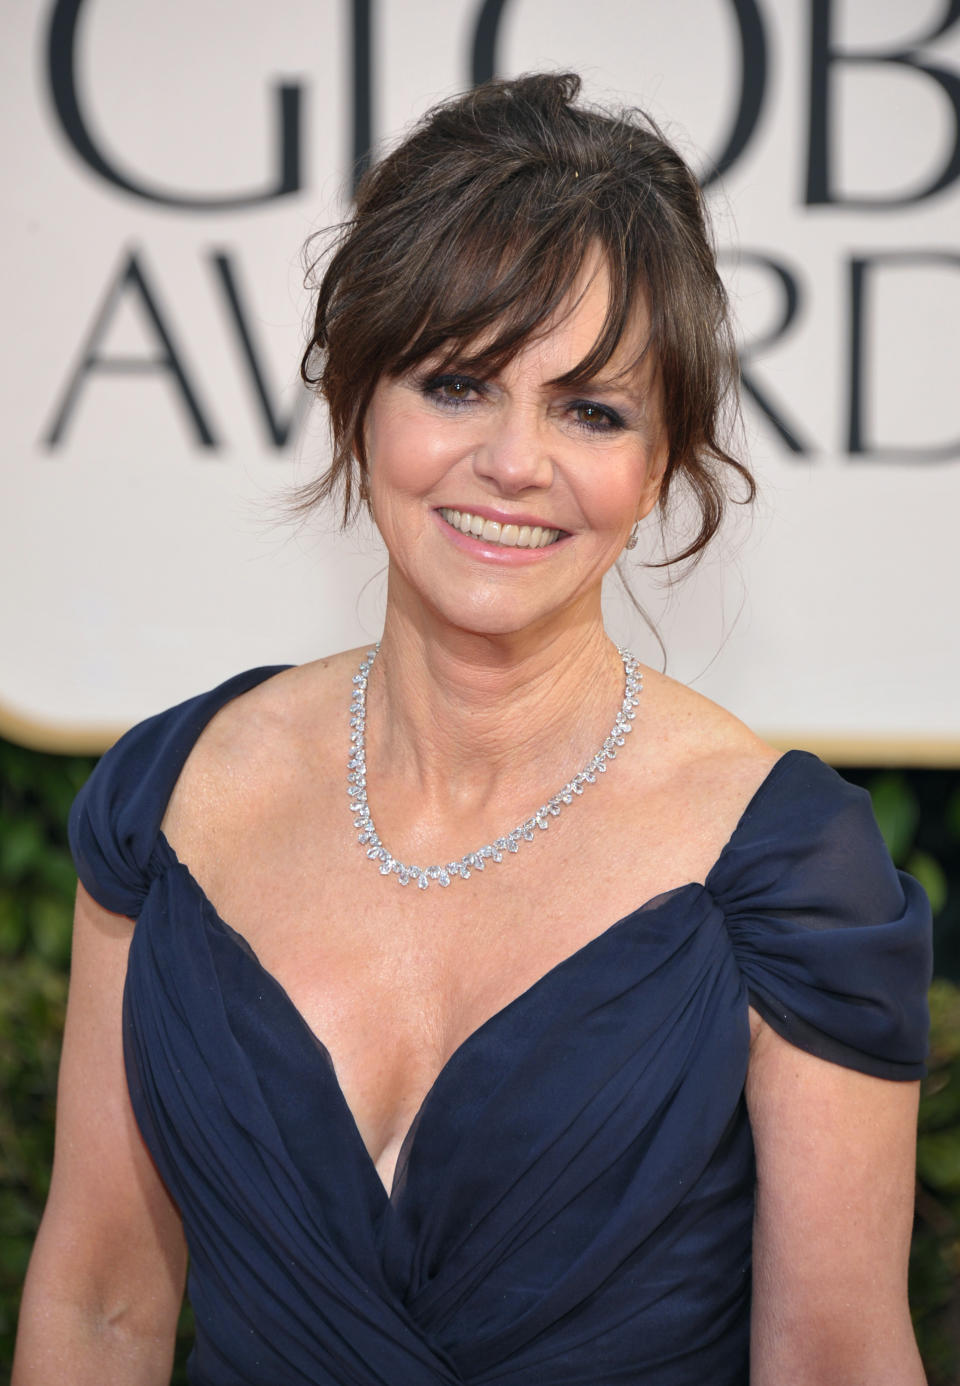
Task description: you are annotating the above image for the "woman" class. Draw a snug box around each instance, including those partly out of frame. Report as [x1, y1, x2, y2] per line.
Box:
[14, 74, 931, 1385]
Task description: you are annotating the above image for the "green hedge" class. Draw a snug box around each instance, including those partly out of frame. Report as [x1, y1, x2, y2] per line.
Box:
[2, 739, 958, 1383]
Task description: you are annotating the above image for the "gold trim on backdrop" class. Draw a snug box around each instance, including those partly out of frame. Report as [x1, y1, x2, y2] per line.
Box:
[0, 700, 123, 757]
[763, 734, 960, 769]
[2, 698, 960, 768]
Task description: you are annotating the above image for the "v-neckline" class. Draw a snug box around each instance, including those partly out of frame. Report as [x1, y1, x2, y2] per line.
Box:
[153, 830, 710, 1203]
[139, 658, 802, 1203]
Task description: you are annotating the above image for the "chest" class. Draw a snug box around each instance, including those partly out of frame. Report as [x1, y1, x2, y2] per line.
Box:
[208, 770, 718, 1009]
[180, 789, 724, 1190]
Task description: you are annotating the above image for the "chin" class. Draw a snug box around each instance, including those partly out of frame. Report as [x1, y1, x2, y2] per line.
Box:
[424, 589, 586, 643]
[437, 609, 542, 640]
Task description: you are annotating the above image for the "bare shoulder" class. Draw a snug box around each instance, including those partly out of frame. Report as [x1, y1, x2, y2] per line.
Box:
[637, 663, 784, 801]
[161, 648, 362, 847]
[609, 664, 787, 889]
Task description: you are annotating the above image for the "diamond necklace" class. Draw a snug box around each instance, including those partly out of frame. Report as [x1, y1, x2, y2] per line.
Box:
[348, 644, 642, 890]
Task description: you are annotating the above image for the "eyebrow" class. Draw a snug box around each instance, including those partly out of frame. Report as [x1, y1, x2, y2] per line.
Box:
[418, 336, 654, 394]
[547, 342, 655, 393]
[546, 363, 651, 395]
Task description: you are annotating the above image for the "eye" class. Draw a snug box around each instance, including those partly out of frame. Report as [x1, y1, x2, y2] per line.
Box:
[421, 373, 483, 406]
[569, 400, 626, 433]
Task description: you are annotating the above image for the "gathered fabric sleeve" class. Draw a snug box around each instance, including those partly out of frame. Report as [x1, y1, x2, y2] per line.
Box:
[708, 751, 932, 1080]
[68, 666, 291, 919]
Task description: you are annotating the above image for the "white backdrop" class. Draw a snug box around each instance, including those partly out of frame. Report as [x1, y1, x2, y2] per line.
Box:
[2, 0, 959, 760]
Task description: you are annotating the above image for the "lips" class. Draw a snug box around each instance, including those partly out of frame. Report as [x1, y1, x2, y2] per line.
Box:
[437, 507, 562, 548]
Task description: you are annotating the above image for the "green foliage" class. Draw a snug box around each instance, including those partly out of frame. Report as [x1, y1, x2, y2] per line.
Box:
[0, 740, 194, 1381]
[1, 740, 959, 1381]
[869, 771, 951, 915]
[0, 742, 88, 1362]
[856, 768, 960, 982]
[911, 979, 960, 1384]
[853, 769, 960, 1384]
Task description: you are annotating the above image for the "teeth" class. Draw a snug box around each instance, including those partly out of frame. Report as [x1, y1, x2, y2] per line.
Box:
[439, 509, 560, 549]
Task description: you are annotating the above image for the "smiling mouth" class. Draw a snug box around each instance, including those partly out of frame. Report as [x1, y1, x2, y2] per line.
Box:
[437, 508, 563, 548]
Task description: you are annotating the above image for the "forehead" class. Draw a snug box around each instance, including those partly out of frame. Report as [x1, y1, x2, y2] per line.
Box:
[437, 249, 655, 390]
[530, 256, 652, 380]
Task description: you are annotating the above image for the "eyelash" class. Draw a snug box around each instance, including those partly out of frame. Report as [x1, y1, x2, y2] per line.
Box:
[421, 373, 482, 407]
[419, 374, 627, 434]
[567, 399, 626, 434]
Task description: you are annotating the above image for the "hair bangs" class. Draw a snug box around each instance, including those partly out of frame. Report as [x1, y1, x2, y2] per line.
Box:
[390, 198, 653, 399]
[389, 185, 592, 379]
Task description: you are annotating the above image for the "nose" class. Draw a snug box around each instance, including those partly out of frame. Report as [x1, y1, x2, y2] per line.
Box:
[471, 405, 554, 495]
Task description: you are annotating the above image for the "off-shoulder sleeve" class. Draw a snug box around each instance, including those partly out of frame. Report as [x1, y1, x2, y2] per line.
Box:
[707, 751, 932, 1080]
[68, 666, 291, 919]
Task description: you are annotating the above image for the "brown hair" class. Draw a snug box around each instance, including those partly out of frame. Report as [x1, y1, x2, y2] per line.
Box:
[300, 72, 752, 567]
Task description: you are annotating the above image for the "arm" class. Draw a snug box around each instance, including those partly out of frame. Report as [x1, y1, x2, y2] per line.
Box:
[13, 884, 188, 1386]
[746, 1012, 926, 1386]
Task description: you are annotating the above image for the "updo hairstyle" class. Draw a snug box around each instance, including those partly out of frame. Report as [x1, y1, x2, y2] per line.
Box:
[300, 72, 752, 567]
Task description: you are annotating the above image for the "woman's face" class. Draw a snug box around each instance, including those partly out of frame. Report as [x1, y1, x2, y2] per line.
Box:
[363, 256, 667, 642]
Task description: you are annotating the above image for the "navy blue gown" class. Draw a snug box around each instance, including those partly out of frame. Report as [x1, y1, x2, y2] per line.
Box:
[69, 667, 932, 1385]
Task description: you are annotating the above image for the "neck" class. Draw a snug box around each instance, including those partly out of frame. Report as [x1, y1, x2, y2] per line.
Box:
[365, 596, 627, 810]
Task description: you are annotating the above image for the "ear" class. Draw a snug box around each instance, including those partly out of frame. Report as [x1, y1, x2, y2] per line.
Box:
[635, 438, 669, 523]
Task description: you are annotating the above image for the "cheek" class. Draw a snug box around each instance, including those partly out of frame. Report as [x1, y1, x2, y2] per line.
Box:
[582, 453, 658, 533]
[365, 405, 417, 487]
[369, 411, 470, 495]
